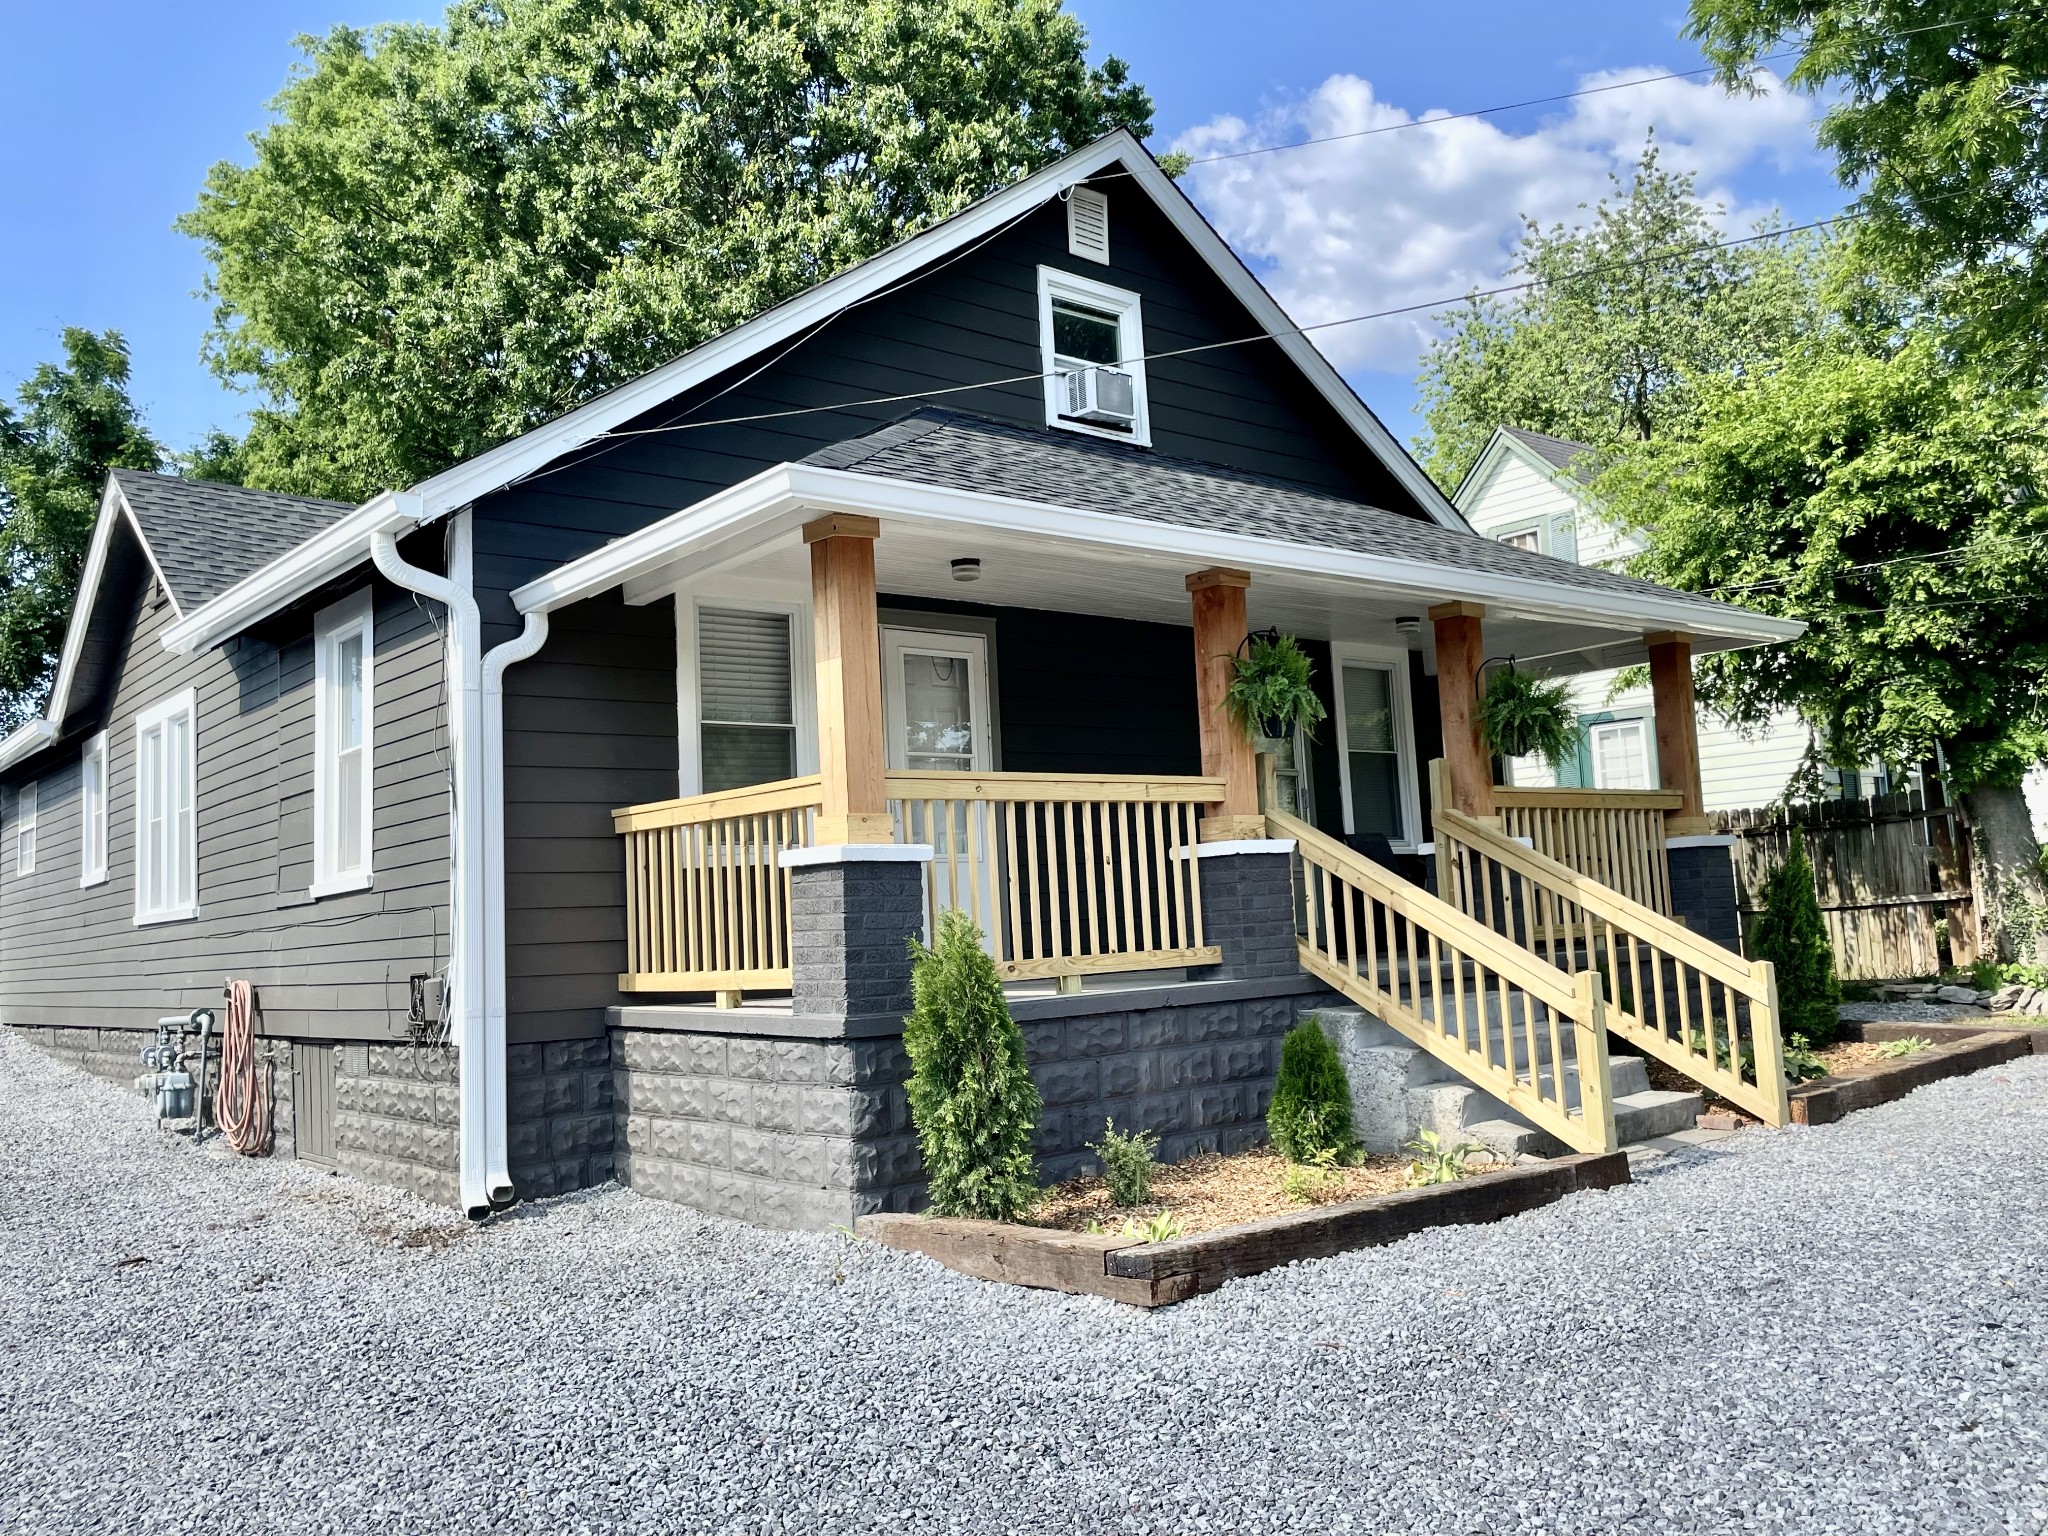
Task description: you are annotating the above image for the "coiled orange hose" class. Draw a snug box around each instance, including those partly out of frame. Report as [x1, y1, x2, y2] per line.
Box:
[216, 979, 270, 1156]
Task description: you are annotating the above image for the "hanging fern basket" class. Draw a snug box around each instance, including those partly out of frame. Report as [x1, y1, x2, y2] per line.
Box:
[1477, 660, 1578, 770]
[1225, 632, 1328, 747]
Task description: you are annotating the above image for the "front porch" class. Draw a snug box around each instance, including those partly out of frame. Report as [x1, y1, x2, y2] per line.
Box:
[502, 411, 1797, 1223]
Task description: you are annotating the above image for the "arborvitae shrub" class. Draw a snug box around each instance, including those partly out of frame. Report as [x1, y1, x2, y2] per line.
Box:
[1750, 828, 1842, 1047]
[903, 909, 1041, 1220]
[1267, 1018, 1357, 1163]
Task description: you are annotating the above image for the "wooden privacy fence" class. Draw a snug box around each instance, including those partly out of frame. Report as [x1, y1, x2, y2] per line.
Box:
[614, 771, 1224, 995]
[1491, 782, 1681, 916]
[1431, 800, 1791, 1127]
[1269, 808, 1619, 1156]
[614, 775, 821, 994]
[1712, 791, 1975, 980]
[888, 771, 1223, 982]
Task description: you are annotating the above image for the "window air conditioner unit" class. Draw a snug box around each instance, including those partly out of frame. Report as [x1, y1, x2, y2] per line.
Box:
[1061, 366, 1136, 427]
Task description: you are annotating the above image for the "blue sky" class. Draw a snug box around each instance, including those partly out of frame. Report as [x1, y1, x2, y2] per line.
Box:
[0, 2, 1845, 462]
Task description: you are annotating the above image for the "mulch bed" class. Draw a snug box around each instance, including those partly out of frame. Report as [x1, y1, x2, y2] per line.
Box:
[1028, 1147, 1432, 1238]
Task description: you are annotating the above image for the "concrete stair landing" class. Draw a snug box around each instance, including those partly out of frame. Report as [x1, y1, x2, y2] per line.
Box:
[1312, 1007, 1703, 1158]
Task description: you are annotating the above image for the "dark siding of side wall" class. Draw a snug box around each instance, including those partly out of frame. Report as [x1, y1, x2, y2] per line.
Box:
[503, 592, 677, 1044]
[0, 551, 450, 1040]
[485, 165, 1436, 1042]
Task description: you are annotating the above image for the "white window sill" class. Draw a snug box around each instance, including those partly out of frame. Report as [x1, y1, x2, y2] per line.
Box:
[308, 870, 374, 900]
[134, 905, 200, 927]
[79, 871, 107, 889]
[1049, 413, 1151, 448]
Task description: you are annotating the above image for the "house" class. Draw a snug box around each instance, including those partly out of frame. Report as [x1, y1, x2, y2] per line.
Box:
[0, 132, 1802, 1229]
[1456, 425, 1893, 806]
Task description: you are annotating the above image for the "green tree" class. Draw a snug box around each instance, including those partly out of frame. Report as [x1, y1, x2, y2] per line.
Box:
[1267, 1019, 1356, 1164]
[1687, 1, 2048, 382]
[903, 909, 1041, 1220]
[179, 0, 1156, 501]
[0, 331, 162, 730]
[1416, 139, 1821, 489]
[1749, 829, 1842, 1046]
[1602, 323, 2048, 961]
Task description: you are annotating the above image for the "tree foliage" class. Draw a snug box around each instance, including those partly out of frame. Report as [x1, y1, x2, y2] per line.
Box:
[1687, 0, 2048, 381]
[179, 0, 1156, 501]
[903, 908, 1041, 1220]
[1416, 139, 1820, 489]
[0, 331, 162, 730]
[1749, 829, 1841, 1047]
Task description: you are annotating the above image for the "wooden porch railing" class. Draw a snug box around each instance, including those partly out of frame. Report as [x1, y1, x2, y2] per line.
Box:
[614, 776, 820, 994]
[614, 771, 1225, 996]
[1270, 807, 1618, 1156]
[888, 771, 1224, 982]
[1491, 781, 1681, 915]
[1431, 793, 1791, 1127]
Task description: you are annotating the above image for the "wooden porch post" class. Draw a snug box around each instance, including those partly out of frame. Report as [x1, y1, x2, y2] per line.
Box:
[1646, 630, 1709, 835]
[1428, 600, 1494, 819]
[804, 513, 893, 845]
[1186, 567, 1263, 840]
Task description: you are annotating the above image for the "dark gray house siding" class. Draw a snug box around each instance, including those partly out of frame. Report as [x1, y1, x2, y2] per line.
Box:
[0, 526, 451, 1042]
[478, 163, 1422, 1043]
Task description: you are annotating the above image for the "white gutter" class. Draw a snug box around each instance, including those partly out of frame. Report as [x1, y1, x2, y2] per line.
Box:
[369, 515, 501, 1217]
[478, 609, 550, 1200]
[0, 720, 56, 773]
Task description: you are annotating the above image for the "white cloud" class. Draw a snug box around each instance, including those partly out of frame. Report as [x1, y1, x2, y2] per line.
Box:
[1173, 68, 1824, 375]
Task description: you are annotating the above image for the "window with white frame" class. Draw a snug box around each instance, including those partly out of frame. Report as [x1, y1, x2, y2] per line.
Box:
[80, 733, 107, 885]
[1588, 718, 1652, 790]
[133, 690, 196, 923]
[1497, 525, 1543, 553]
[313, 590, 374, 895]
[1332, 651, 1421, 847]
[699, 607, 796, 793]
[1037, 267, 1150, 445]
[15, 782, 36, 876]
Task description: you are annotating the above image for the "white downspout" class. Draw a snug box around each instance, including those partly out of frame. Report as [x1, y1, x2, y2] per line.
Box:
[369, 517, 500, 1215]
[479, 609, 550, 1202]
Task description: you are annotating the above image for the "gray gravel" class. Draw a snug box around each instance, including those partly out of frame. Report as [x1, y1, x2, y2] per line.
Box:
[3, 1032, 2045, 1536]
[1840, 999, 2006, 1025]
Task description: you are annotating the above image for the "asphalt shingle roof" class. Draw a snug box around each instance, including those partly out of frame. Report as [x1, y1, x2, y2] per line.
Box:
[804, 410, 1732, 618]
[1499, 425, 1595, 482]
[112, 471, 353, 611]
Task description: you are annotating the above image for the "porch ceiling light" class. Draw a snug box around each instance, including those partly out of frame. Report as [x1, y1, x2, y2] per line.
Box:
[1394, 615, 1422, 639]
[950, 557, 982, 583]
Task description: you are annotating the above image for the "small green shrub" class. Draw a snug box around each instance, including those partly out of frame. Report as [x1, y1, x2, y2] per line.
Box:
[1404, 1128, 1487, 1186]
[1781, 1032, 1829, 1082]
[1876, 1035, 1932, 1060]
[1750, 829, 1842, 1047]
[1224, 632, 1328, 744]
[1268, 1019, 1357, 1163]
[1088, 1119, 1159, 1208]
[1477, 664, 1577, 768]
[903, 909, 1041, 1221]
[1970, 956, 2003, 993]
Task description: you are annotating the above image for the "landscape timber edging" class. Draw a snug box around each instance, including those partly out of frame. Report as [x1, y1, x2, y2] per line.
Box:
[855, 1150, 1632, 1308]
[1839, 1016, 2048, 1057]
[1788, 1024, 2035, 1127]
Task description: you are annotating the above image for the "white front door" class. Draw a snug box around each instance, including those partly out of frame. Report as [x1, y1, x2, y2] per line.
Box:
[881, 628, 993, 772]
[882, 628, 996, 940]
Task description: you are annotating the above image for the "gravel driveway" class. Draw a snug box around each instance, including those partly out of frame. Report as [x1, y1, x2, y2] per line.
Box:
[3, 1031, 2044, 1536]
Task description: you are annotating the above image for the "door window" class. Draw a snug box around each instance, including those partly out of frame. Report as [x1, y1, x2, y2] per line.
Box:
[1339, 662, 1405, 841]
[882, 629, 992, 772]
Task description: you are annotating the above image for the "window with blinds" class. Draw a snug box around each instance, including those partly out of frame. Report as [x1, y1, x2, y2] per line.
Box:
[699, 608, 796, 792]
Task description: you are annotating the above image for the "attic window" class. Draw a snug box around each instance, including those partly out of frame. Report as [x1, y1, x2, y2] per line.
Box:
[1037, 267, 1150, 446]
[1067, 187, 1110, 264]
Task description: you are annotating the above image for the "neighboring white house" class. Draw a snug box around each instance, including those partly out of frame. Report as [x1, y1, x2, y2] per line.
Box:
[1455, 426, 1880, 811]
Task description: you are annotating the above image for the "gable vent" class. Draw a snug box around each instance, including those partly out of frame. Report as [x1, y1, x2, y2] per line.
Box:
[1067, 187, 1110, 264]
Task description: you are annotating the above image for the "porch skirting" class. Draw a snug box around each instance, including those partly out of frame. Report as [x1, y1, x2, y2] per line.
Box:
[609, 973, 1340, 1231]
